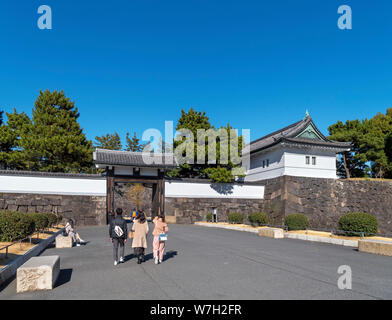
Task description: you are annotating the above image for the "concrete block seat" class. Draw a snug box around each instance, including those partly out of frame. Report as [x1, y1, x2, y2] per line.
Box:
[56, 235, 73, 248]
[258, 227, 284, 239]
[17, 256, 60, 293]
[358, 239, 392, 257]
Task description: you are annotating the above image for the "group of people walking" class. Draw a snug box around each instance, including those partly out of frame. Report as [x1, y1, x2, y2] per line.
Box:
[109, 208, 168, 266]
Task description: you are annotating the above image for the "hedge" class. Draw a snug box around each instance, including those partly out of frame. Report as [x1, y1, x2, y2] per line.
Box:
[284, 213, 309, 231]
[228, 213, 244, 224]
[0, 211, 36, 242]
[30, 213, 49, 231]
[338, 212, 378, 236]
[248, 212, 269, 227]
[206, 213, 212, 222]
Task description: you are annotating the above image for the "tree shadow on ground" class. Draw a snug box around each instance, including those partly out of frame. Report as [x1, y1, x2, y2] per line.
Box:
[54, 268, 73, 288]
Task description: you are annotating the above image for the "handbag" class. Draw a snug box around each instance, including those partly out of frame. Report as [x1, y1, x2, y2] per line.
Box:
[159, 233, 167, 241]
[129, 231, 134, 239]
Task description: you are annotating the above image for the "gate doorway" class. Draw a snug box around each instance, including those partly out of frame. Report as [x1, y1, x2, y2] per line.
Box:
[93, 149, 177, 224]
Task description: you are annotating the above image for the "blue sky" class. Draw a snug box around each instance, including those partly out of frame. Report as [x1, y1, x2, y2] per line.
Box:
[0, 0, 391, 146]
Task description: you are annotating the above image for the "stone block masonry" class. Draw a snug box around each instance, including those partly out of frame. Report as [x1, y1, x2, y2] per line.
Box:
[283, 177, 392, 235]
[0, 193, 106, 227]
[165, 177, 392, 235]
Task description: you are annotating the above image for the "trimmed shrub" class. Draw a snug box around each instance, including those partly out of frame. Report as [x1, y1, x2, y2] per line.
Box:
[285, 213, 309, 231]
[47, 213, 58, 227]
[228, 213, 244, 224]
[30, 213, 49, 231]
[0, 211, 35, 242]
[206, 213, 212, 222]
[57, 214, 63, 225]
[338, 212, 378, 236]
[248, 212, 269, 227]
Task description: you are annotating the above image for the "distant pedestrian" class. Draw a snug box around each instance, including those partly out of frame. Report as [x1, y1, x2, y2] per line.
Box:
[65, 219, 85, 247]
[131, 211, 149, 264]
[109, 208, 128, 266]
[131, 208, 138, 222]
[152, 214, 168, 264]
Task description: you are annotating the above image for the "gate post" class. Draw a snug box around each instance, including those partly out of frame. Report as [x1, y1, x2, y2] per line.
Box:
[106, 167, 115, 224]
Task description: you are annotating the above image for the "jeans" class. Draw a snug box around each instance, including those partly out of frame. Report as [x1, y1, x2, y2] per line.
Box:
[112, 238, 125, 262]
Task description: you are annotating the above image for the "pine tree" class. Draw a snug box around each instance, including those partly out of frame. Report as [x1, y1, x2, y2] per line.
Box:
[328, 108, 392, 178]
[94, 132, 122, 150]
[0, 109, 31, 170]
[23, 90, 93, 172]
[125, 132, 143, 152]
[169, 108, 244, 182]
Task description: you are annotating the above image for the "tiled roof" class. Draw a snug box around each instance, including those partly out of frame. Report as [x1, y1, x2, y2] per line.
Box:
[93, 149, 178, 168]
[245, 115, 352, 154]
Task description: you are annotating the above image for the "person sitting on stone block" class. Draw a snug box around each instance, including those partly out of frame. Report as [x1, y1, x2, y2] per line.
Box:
[65, 219, 86, 247]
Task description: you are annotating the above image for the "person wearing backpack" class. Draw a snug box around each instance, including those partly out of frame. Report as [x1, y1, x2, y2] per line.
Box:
[109, 208, 128, 266]
[152, 213, 168, 264]
[131, 211, 149, 264]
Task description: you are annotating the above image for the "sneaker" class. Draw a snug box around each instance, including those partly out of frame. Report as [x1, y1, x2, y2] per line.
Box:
[159, 259, 162, 264]
[79, 239, 86, 244]
[76, 243, 81, 247]
[114, 261, 118, 266]
[154, 256, 159, 264]
[119, 257, 124, 263]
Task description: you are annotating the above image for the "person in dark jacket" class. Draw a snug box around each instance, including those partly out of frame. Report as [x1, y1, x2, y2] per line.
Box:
[109, 208, 128, 266]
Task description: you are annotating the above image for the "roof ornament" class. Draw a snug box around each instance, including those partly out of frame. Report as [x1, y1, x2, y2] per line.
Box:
[305, 109, 310, 118]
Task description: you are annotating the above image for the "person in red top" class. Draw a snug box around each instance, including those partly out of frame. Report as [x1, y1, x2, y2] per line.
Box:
[152, 213, 168, 264]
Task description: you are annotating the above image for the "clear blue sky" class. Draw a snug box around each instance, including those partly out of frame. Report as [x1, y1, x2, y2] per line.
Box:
[0, 0, 391, 145]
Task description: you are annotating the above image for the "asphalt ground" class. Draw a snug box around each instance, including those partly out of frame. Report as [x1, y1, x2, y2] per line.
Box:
[1, 223, 391, 300]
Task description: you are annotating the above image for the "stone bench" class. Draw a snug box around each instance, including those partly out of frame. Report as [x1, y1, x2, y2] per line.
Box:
[56, 235, 73, 248]
[258, 227, 284, 239]
[358, 239, 392, 257]
[17, 256, 60, 293]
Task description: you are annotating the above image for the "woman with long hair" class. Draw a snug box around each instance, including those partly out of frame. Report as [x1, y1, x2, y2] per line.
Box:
[65, 219, 85, 247]
[131, 211, 149, 264]
[152, 213, 168, 264]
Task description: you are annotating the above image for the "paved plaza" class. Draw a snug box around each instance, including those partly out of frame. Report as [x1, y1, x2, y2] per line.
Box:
[1, 224, 392, 300]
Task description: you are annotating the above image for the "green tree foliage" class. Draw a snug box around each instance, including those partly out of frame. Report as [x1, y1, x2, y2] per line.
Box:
[328, 108, 392, 178]
[94, 132, 122, 150]
[0, 109, 32, 170]
[125, 132, 143, 152]
[22, 90, 94, 172]
[168, 108, 244, 182]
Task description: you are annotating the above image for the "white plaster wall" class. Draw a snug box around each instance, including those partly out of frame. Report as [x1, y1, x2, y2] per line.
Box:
[165, 181, 264, 199]
[284, 148, 337, 179]
[0, 175, 107, 196]
[244, 146, 338, 181]
[244, 148, 285, 181]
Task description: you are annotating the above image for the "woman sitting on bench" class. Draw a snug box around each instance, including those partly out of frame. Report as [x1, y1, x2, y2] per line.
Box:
[65, 219, 86, 247]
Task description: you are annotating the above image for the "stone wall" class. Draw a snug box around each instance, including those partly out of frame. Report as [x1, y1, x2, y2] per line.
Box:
[165, 197, 264, 224]
[165, 177, 392, 235]
[283, 176, 392, 235]
[0, 193, 106, 227]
